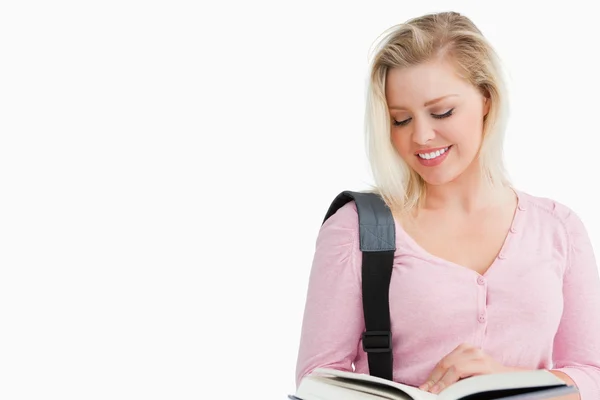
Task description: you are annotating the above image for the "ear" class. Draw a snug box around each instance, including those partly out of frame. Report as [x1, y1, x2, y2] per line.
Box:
[483, 97, 491, 116]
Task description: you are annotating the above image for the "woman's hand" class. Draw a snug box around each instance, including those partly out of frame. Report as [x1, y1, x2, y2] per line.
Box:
[419, 343, 520, 394]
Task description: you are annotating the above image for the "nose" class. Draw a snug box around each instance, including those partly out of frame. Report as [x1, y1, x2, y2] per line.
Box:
[411, 116, 435, 145]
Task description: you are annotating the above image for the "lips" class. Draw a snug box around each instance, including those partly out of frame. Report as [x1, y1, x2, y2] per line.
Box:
[416, 145, 452, 160]
[415, 145, 453, 167]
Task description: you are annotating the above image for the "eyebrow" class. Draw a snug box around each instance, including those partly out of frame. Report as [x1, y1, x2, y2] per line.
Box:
[388, 94, 459, 110]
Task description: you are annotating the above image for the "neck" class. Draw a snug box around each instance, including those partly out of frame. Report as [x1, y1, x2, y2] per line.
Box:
[421, 162, 510, 214]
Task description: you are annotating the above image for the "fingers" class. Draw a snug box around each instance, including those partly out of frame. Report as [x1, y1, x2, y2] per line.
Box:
[418, 379, 435, 392]
[429, 363, 477, 394]
[418, 361, 446, 391]
[419, 343, 481, 393]
[418, 348, 459, 390]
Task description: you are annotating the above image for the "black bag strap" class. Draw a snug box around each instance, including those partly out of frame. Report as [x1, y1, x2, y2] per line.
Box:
[322, 190, 396, 381]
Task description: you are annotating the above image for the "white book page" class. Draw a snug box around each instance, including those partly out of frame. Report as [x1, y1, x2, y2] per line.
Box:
[300, 376, 412, 400]
[297, 376, 395, 400]
[310, 368, 437, 400]
[437, 370, 565, 400]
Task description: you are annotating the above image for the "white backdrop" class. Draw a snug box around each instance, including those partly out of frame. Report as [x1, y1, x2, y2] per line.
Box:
[1, 1, 599, 399]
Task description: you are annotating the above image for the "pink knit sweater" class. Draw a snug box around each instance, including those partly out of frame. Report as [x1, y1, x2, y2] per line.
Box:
[295, 190, 600, 399]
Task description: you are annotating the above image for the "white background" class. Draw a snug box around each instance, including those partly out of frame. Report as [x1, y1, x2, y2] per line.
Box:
[1, 1, 599, 399]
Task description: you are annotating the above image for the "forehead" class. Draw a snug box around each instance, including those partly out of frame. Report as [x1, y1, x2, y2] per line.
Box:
[385, 59, 472, 106]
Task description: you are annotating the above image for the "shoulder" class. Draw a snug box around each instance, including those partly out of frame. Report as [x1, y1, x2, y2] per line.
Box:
[316, 200, 360, 249]
[312, 198, 363, 282]
[516, 189, 587, 236]
[322, 200, 359, 231]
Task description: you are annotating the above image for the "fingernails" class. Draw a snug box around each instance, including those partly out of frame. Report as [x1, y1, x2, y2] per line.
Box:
[430, 384, 440, 394]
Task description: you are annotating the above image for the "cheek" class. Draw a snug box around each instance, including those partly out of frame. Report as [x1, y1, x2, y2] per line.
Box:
[447, 114, 482, 148]
[391, 132, 411, 157]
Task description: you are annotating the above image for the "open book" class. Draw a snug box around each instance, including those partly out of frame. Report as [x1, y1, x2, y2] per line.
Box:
[290, 368, 578, 400]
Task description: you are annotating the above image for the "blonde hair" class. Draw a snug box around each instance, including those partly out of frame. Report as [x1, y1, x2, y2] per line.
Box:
[364, 11, 511, 215]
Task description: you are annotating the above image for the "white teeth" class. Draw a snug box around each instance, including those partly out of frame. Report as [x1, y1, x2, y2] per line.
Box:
[418, 147, 449, 160]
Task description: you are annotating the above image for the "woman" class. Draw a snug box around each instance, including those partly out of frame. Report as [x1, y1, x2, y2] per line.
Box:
[294, 11, 600, 400]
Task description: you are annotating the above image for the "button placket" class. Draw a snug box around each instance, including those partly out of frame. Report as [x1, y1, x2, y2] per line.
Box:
[473, 275, 488, 346]
[476, 275, 488, 324]
[500, 199, 524, 260]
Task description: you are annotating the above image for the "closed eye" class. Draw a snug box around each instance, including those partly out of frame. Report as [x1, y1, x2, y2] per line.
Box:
[432, 108, 454, 119]
[392, 108, 455, 127]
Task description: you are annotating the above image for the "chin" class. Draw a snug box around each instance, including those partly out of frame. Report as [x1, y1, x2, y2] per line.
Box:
[421, 176, 454, 186]
[417, 169, 462, 186]
[411, 154, 475, 186]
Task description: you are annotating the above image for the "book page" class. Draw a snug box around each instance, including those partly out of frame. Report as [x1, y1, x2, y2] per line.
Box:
[307, 376, 414, 400]
[437, 369, 566, 400]
[309, 368, 437, 400]
[487, 386, 578, 400]
[296, 376, 398, 400]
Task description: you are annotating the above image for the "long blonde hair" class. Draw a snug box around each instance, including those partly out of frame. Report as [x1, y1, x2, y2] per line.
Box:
[364, 11, 511, 215]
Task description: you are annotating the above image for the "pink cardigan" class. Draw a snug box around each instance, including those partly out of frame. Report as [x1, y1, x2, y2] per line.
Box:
[295, 190, 600, 399]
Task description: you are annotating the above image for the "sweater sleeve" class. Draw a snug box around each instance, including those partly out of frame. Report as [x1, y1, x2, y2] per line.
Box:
[552, 206, 600, 399]
[294, 201, 364, 388]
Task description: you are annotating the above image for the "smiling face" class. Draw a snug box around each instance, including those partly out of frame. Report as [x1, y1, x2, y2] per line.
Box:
[386, 58, 490, 186]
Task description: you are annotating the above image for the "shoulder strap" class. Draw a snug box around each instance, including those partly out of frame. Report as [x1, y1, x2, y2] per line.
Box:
[322, 190, 396, 381]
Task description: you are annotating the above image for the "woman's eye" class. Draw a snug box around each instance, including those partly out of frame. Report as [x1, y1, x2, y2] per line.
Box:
[392, 118, 410, 127]
[392, 108, 454, 127]
[432, 108, 454, 119]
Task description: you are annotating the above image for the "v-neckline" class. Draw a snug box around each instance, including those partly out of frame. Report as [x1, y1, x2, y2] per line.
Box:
[392, 188, 525, 279]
